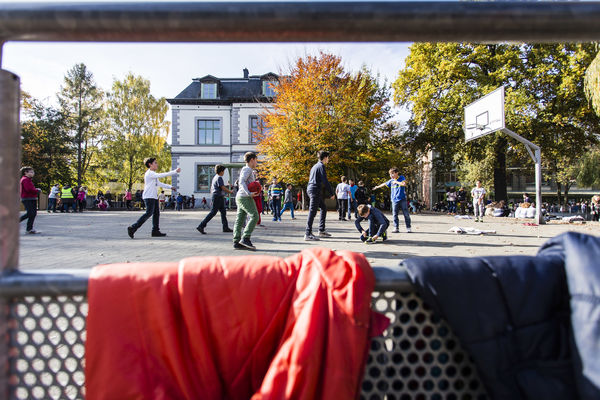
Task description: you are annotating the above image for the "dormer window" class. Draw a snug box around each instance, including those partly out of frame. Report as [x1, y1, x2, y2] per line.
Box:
[201, 83, 217, 99]
[263, 81, 278, 97]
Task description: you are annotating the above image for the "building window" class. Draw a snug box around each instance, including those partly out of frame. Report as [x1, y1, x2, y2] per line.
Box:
[196, 165, 213, 191]
[201, 83, 217, 99]
[197, 119, 221, 145]
[263, 81, 277, 97]
[250, 116, 270, 143]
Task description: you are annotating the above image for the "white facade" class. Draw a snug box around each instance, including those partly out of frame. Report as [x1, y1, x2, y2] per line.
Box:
[170, 103, 273, 202]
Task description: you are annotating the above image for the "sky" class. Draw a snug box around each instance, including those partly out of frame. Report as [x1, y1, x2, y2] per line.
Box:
[0, 0, 413, 122]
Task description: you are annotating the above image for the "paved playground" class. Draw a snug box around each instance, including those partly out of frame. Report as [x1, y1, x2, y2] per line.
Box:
[17, 209, 599, 270]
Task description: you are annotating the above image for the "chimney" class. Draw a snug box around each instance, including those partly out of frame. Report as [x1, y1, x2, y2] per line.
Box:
[243, 68, 249, 79]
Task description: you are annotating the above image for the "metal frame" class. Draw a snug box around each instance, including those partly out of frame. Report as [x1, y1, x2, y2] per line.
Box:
[2, 2, 600, 398]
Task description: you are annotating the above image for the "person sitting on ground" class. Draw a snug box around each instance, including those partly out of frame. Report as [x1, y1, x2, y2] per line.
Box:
[355, 204, 390, 243]
[97, 196, 109, 211]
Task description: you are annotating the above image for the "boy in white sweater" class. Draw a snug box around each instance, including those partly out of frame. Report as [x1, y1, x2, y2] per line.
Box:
[127, 157, 180, 238]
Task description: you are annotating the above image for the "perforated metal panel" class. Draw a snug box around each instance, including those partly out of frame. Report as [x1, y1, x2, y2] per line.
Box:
[363, 291, 488, 400]
[6, 292, 487, 400]
[7, 296, 87, 400]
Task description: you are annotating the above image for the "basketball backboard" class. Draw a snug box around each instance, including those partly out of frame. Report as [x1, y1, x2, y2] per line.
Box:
[464, 86, 505, 142]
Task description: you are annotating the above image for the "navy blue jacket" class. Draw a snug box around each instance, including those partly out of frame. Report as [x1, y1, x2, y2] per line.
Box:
[355, 206, 389, 237]
[403, 232, 600, 400]
[307, 161, 334, 197]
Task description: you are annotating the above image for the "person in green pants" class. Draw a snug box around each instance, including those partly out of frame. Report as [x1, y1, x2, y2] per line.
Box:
[233, 152, 260, 250]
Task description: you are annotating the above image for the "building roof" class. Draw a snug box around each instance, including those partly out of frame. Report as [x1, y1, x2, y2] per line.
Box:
[167, 69, 279, 105]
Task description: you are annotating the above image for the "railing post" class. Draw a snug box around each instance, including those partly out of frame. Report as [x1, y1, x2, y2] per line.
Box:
[0, 68, 20, 272]
[0, 64, 20, 400]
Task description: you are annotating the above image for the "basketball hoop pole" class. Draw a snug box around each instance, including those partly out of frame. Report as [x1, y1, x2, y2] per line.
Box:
[501, 128, 545, 225]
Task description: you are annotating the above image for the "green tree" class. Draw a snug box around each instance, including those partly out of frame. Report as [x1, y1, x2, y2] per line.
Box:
[102, 73, 171, 191]
[258, 52, 397, 187]
[21, 93, 73, 192]
[522, 44, 599, 204]
[57, 63, 105, 187]
[576, 147, 600, 188]
[393, 43, 598, 203]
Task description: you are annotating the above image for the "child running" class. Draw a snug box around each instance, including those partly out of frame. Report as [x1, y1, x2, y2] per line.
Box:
[233, 152, 260, 250]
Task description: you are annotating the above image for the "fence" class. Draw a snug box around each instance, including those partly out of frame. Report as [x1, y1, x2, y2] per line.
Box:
[0, 267, 487, 400]
[2, 2, 600, 399]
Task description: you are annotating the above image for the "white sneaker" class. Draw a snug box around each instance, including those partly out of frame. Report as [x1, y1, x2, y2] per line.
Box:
[392, 228, 400, 233]
[304, 234, 320, 241]
[318, 231, 332, 237]
[406, 227, 412, 233]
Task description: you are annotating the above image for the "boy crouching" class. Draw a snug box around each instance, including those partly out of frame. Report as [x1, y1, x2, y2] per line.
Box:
[355, 204, 389, 243]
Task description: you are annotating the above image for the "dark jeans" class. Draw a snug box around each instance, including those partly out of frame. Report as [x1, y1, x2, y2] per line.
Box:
[62, 199, 74, 212]
[78, 199, 85, 212]
[47, 197, 57, 212]
[337, 199, 347, 219]
[392, 199, 411, 229]
[199, 195, 228, 229]
[20, 199, 37, 231]
[126, 200, 132, 210]
[348, 198, 357, 219]
[305, 191, 327, 235]
[131, 198, 160, 232]
[271, 197, 281, 220]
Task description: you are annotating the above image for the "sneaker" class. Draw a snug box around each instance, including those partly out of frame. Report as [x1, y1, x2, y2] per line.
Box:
[233, 241, 245, 249]
[278, 218, 282, 222]
[26, 230, 40, 234]
[240, 237, 256, 250]
[304, 234, 320, 241]
[197, 226, 206, 234]
[151, 231, 167, 237]
[127, 226, 135, 239]
[382, 231, 388, 241]
[392, 228, 400, 233]
[222, 227, 233, 233]
[406, 227, 412, 233]
[272, 218, 278, 221]
[364, 237, 375, 244]
[318, 231, 332, 237]
[291, 217, 297, 220]
[342, 218, 347, 221]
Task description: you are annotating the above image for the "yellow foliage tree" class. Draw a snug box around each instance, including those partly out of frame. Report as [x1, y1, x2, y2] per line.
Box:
[257, 52, 392, 186]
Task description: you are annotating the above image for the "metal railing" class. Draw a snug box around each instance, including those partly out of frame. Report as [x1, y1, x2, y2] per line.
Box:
[0, 267, 487, 400]
[2, 2, 600, 399]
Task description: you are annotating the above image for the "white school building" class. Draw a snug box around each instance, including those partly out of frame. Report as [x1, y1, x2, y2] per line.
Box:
[167, 68, 277, 205]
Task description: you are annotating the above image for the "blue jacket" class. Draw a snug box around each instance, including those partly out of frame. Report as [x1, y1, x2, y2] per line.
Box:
[355, 206, 389, 237]
[307, 161, 334, 197]
[403, 232, 600, 400]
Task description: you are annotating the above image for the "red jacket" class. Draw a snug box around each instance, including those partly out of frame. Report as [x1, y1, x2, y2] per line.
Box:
[20, 176, 38, 199]
[86, 248, 388, 400]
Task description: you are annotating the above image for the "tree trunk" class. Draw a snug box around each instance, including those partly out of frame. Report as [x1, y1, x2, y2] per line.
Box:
[563, 183, 571, 207]
[493, 135, 507, 201]
[556, 181, 562, 206]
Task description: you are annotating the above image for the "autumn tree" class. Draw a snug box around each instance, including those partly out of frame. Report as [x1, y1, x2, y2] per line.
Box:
[394, 43, 598, 203]
[257, 52, 398, 187]
[57, 63, 105, 187]
[102, 73, 171, 191]
[21, 92, 73, 192]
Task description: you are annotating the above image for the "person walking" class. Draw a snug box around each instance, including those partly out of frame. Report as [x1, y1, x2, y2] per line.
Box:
[158, 191, 166, 211]
[279, 183, 296, 220]
[197, 164, 234, 234]
[47, 183, 60, 213]
[304, 150, 335, 241]
[232, 152, 260, 250]
[127, 157, 180, 239]
[19, 166, 41, 234]
[471, 180, 487, 222]
[373, 167, 412, 233]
